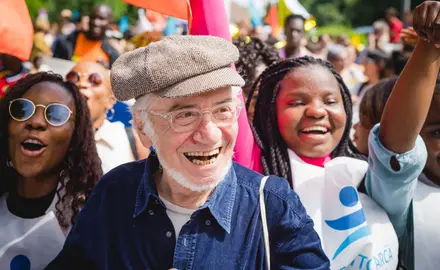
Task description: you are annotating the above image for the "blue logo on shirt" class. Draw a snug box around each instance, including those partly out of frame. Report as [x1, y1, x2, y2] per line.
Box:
[325, 186, 369, 260]
[10, 255, 30, 270]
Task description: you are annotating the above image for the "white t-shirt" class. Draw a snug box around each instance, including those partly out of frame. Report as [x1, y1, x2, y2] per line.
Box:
[0, 194, 66, 270]
[414, 175, 440, 269]
[160, 196, 195, 239]
[95, 120, 135, 174]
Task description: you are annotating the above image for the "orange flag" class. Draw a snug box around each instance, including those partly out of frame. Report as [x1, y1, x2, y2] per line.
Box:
[123, 0, 192, 27]
[0, 0, 34, 60]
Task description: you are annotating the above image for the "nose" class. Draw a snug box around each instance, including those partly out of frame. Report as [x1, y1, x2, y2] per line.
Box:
[25, 107, 47, 131]
[304, 102, 326, 119]
[76, 77, 91, 90]
[192, 115, 222, 145]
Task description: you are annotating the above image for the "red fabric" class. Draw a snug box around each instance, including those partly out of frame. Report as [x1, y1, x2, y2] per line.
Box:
[123, 0, 192, 26]
[0, 0, 33, 60]
[389, 17, 403, 43]
[297, 154, 332, 168]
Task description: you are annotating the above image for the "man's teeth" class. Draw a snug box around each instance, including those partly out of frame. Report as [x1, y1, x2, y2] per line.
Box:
[190, 157, 218, 165]
[23, 139, 44, 146]
[185, 148, 220, 157]
[302, 126, 328, 133]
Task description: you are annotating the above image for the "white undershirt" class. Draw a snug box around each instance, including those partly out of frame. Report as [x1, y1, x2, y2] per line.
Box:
[160, 196, 195, 239]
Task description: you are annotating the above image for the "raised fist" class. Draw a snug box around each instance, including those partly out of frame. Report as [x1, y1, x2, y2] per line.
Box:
[413, 1, 440, 46]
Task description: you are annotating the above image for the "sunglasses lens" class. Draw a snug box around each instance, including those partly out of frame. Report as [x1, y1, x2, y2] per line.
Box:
[46, 104, 70, 126]
[66, 72, 79, 83]
[89, 73, 102, 86]
[10, 99, 34, 121]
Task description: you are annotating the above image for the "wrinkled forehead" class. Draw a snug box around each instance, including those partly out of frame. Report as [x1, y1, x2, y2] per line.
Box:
[150, 87, 235, 111]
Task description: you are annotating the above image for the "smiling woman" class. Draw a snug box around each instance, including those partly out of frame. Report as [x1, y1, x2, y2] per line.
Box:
[0, 72, 102, 269]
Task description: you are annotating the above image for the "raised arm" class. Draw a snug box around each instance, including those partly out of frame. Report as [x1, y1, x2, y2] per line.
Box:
[379, 1, 440, 153]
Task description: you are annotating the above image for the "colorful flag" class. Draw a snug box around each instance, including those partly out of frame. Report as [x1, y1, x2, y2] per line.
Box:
[122, 0, 192, 27]
[0, 0, 33, 60]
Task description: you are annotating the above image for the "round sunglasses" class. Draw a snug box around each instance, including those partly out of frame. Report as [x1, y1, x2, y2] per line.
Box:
[65, 71, 103, 86]
[9, 98, 73, 127]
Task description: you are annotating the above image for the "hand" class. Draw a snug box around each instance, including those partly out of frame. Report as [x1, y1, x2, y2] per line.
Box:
[413, 1, 440, 47]
[401, 27, 419, 45]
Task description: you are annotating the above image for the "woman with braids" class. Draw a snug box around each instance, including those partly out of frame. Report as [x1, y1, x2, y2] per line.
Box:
[233, 37, 280, 122]
[247, 2, 440, 268]
[0, 72, 102, 268]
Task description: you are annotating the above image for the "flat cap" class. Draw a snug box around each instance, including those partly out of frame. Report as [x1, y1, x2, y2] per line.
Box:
[111, 35, 245, 101]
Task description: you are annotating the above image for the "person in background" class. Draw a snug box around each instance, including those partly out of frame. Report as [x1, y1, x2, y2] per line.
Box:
[326, 44, 347, 74]
[53, 4, 119, 68]
[280, 14, 310, 59]
[369, 20, 391, 53]
[0, 54, 30, 98]
[358, 50, 390, 96]
[47, 35, 329, 270]
[66, 62, 149, 173]
[0, 72, 102, 268]
[233, 36, 280, 121]
[354, 3, 440, 268]
[385, 7, 403, 43]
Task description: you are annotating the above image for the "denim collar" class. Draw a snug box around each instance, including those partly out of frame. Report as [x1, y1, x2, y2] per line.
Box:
[133, 155, 237, 233]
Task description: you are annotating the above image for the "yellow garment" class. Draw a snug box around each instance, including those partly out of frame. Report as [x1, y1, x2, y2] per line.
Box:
[30, 32, 52, 61]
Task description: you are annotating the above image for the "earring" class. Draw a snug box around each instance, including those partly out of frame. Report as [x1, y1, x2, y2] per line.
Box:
[107, 108, 115, 121]
[6, 159, 14, 168]
[59, 169, 66, 178]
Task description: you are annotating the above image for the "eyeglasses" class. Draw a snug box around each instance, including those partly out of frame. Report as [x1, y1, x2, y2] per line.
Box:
[65, 71, 103, 86]
[149, 102, 243, 133]
[9, 98, 73, 127]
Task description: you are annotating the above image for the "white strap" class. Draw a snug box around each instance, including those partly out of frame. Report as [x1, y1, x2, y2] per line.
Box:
[259, 176, 270, 270]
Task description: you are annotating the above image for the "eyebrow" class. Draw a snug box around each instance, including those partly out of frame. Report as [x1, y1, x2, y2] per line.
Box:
[167, 97, 233, 112]
[285, 90, 338, 97]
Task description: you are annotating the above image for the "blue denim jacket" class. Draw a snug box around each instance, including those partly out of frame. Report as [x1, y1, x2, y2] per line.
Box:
[47, 155, 329, 270]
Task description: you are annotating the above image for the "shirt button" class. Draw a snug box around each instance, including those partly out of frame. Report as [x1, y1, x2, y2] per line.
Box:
[205, 220, 211, 226]
[166, 231, 173, 238]
[154, 199, 159, 204]
[148, 210, 154, 216]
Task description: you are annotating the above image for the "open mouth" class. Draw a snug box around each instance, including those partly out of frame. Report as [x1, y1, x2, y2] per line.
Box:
[21, 138, 47, 156]
[300, 126, 330, 135]
[184, 147, 221, 165]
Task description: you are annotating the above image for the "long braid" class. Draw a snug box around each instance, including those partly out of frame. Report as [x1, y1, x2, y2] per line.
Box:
[248, 56, 365, 187]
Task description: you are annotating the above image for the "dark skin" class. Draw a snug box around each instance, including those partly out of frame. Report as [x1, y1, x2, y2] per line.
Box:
[276, 66, 346, 158]
[284, 18, 305, 58]
[8, 82, 76, 198]
[420, 93, 440, 185]
[86, 4, 112, 41]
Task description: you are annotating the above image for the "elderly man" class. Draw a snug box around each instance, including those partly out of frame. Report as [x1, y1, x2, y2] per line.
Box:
[47, 36, 329, 269]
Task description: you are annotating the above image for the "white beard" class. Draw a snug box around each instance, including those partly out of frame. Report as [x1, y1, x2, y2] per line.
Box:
[162, 160, 232, 192]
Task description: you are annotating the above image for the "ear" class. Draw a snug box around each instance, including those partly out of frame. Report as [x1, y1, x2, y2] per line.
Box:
[132, 113, 153, 149]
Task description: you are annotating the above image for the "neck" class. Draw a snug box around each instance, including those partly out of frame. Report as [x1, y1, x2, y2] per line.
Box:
[368, 74, 379, 85]
[155, 169, 213, 210]
[94, 116, 106, 131]
[285, 45, 300, 58]
[16, 172, 59, 198]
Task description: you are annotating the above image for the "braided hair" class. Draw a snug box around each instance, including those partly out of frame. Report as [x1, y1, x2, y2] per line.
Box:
[247, 56, 364, 187]
[233, 37, 281, 94]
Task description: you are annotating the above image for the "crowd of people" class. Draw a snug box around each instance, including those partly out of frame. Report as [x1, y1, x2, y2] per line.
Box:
[1, 0, 440, 269]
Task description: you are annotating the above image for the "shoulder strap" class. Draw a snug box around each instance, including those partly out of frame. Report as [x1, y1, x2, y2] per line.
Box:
[259, 176, 271, 270]
[125, 127, 139, 160]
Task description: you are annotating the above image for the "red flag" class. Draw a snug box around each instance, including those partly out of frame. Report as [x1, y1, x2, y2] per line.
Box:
[123, 0, 192, 27]
[0, 0, 33, 60]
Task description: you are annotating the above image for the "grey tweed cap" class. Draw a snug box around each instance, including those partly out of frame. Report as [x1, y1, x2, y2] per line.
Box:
[111, 35, 245, 101]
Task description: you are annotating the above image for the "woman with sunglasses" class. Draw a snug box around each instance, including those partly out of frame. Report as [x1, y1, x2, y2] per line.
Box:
[0, 72, 102, 269]
[66, 62, 150, 174]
